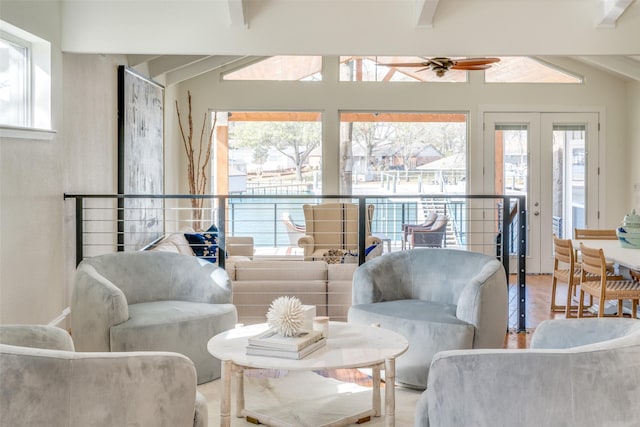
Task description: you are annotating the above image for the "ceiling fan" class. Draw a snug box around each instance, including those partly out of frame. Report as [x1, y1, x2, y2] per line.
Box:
[381, 57, 501, 77]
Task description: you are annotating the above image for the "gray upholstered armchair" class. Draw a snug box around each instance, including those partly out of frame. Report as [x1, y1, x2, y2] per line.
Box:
[348, 248, 508, 389]
[71, 251, 237, 384]
[0, 324, 207, 427]
[416, 318, 640, 426]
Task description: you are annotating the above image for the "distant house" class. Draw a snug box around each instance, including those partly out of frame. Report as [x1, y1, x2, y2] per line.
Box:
[228, 167, 247, 193]
[413, 144, 444, 168]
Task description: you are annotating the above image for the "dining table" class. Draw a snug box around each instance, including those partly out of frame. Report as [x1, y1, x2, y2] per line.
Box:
[574, 239, 640, 271]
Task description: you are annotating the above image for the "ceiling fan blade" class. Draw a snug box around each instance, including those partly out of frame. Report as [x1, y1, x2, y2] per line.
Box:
[453, 57, 500, 66]
[429, 58, 447, 67]
[452, 64, 492, 71]
[379, 62, 431, 68]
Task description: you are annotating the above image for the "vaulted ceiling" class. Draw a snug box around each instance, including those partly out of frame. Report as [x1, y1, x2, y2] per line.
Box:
[58, 0, 640, 84]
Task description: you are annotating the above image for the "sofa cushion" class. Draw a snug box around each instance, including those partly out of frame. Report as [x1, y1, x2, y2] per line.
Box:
[327, 263, 357, 321]
[233, 280, 328, 324]
[234, 260, 328, 281]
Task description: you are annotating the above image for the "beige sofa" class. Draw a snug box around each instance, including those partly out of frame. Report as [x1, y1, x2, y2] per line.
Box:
[228, 260, 356, 325]
[149, 231, 357, 325]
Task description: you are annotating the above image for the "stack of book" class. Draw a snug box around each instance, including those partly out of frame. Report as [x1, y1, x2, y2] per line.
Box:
[246, 328, 326, 359]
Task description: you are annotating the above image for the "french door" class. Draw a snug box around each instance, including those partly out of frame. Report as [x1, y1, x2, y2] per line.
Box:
[484, 112, 600, 273]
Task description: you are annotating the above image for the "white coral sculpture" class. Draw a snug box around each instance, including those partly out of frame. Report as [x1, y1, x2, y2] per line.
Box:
[266, 296, 305, 337]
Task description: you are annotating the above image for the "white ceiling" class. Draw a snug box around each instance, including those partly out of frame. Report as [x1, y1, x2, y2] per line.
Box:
[57, 0, 640, 83]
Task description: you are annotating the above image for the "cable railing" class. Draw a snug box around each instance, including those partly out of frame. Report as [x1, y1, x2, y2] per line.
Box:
[64, 193, 527, 331]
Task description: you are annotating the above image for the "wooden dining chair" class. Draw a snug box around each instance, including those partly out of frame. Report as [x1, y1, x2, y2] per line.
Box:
[578, 243, 640, 318]
[551, 235, 592, 317]
[574, 228, 618, 240]
[573, 228, 617, 272]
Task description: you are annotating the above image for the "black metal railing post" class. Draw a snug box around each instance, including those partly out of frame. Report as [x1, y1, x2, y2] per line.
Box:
[75, 196, 84, 266]
[218, 196, 226, 270]
[501, 197, 511, 280]
[517, 195, 527, 332]
[358, 197, 366, 265]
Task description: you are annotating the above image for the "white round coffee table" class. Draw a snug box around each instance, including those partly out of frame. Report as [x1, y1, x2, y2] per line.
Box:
[208, 321, 408, 427]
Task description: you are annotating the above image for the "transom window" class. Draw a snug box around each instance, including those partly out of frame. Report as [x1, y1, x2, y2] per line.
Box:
[339, 56, 467, 82]
[485, 57, 583, 83]
[222, 56, 322, 81]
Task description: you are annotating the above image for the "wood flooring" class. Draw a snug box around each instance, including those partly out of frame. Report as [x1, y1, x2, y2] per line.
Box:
[505, 273, 565, 349]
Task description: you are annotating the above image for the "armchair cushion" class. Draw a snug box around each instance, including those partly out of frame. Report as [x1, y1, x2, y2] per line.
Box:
[349, 299, 475, 388]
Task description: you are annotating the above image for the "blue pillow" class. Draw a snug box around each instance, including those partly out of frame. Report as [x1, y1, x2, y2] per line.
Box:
[365, 243, 379, 256]
[184, 225, 218, 262]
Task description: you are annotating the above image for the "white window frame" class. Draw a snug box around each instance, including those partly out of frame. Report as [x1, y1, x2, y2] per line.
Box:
[0, 20, 54, 140]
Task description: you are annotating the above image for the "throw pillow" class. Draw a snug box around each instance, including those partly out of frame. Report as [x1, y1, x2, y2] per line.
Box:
[364, 243, 379, 256]
[365, 243, 383, 261]
[322, 249, 345, 264]
[184, 225, 218, 262]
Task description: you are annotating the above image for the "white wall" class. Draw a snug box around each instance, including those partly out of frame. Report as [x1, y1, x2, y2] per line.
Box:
[1, 1, 65, 324]
[1, 3, 128, 324]
[61, 53, 127, 311]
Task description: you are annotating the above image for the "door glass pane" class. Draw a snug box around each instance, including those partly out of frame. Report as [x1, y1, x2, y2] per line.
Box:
[494, 124, 528, 195]
[494, 124, 528, 256]
[551, 124, 586, 238]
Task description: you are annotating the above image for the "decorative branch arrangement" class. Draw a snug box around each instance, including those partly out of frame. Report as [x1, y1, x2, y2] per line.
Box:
[175, 91, 217, 230]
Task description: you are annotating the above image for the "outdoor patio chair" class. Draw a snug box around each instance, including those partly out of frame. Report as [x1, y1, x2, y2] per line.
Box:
[401, 211, 438, 250]
[408, 214, 448, 248]
[281, 211, 306, 246]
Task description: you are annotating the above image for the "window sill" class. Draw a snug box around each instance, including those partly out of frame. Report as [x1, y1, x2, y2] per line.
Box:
[0, 126, 56, 141]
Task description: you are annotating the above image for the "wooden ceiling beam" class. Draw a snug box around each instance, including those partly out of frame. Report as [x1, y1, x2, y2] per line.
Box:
[596, 0, 635, 28]
[226, 0, 248, 28]
[415, 0, 440, 28]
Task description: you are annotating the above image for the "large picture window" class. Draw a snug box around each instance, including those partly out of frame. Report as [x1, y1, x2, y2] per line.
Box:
[215, 111, 323, 195]
[338, 112, 468, 195]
